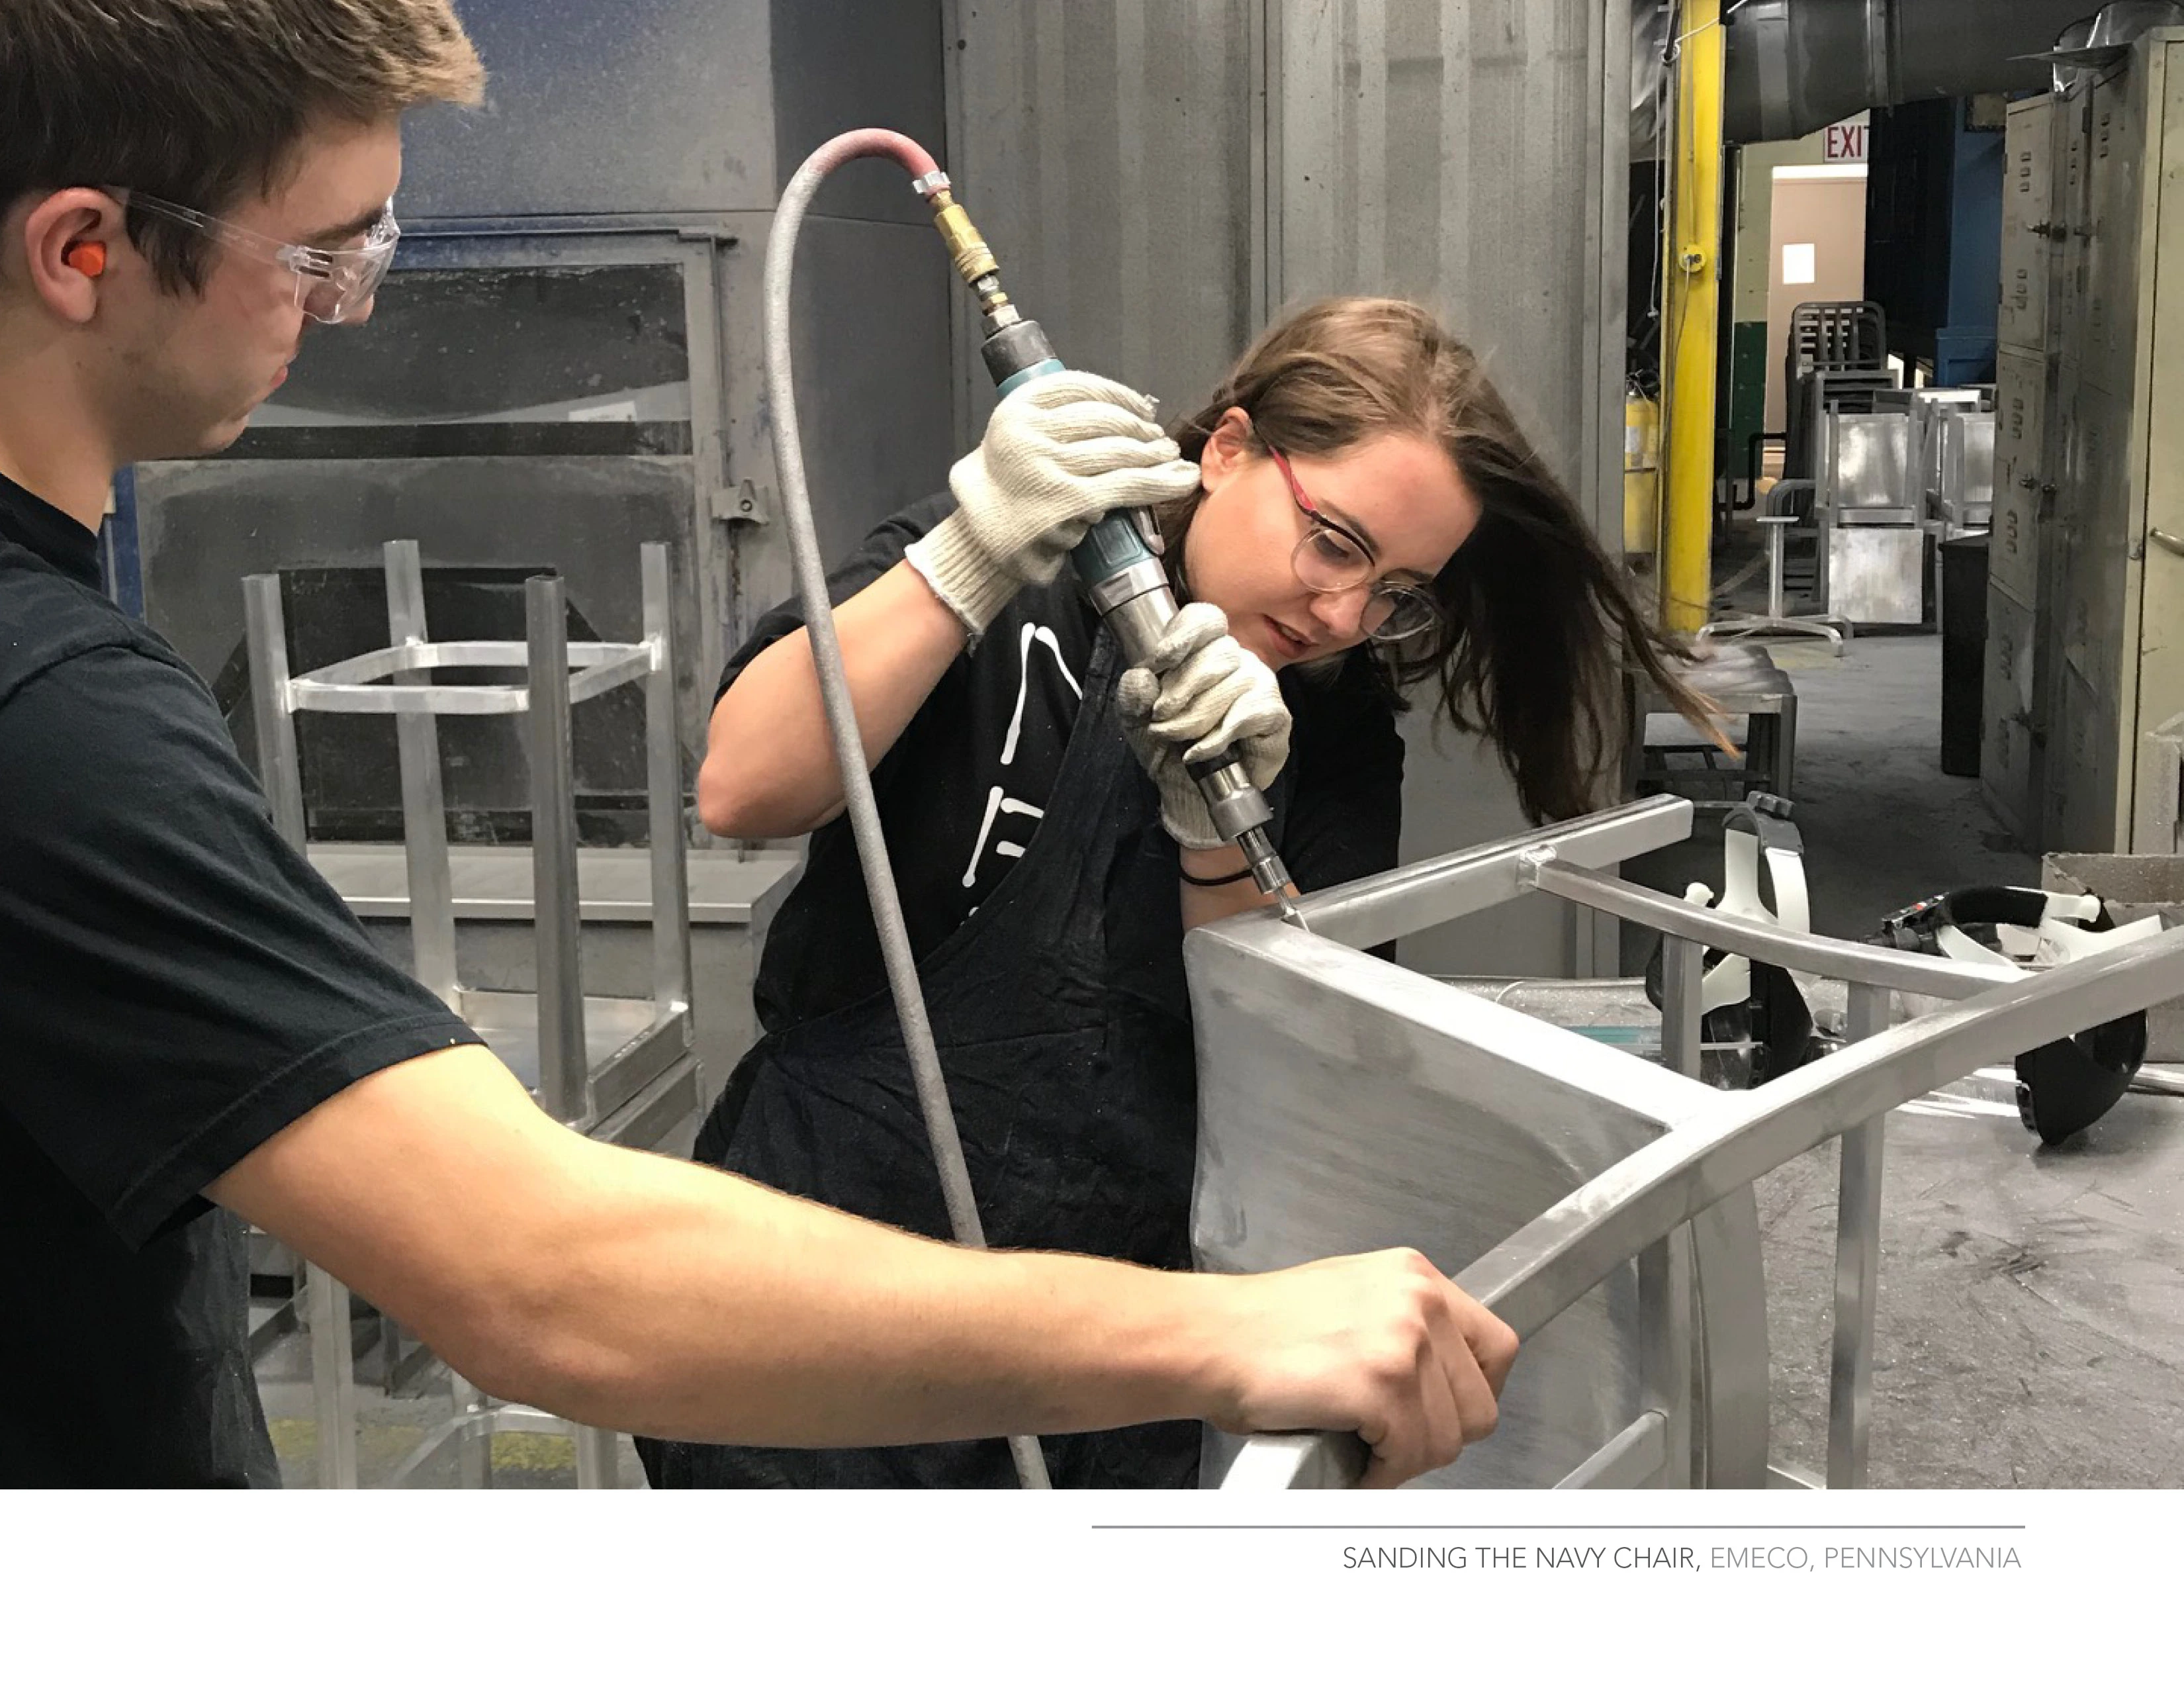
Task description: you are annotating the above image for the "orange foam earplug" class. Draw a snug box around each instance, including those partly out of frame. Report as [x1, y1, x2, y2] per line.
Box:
[64, 242, 107, 279]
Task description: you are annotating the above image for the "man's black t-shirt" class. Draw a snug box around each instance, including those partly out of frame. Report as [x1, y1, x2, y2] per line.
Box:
[0, 472, 481, 1485]
[720, 494, 1406, 1035]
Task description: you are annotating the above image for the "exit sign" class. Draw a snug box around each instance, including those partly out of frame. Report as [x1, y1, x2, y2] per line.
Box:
[1824, 120, 1868, 162]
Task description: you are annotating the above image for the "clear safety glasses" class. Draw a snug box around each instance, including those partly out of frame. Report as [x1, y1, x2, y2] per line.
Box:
[1265, 443, 1443, 645]
[112, 189, 401, 324]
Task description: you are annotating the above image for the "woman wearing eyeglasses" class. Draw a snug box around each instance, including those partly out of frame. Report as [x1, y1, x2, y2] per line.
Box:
[639, 297, 1712, 1490]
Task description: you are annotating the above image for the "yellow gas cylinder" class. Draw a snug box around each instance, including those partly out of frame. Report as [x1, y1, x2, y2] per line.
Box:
[1623, 389, 1661, 558]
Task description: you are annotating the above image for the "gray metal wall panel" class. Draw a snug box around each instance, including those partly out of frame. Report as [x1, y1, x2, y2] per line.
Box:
[721, 214, 958, 643]
[283, 3, 958, 679]
[953, 2, 1612, 493]
[772, 0, 949, 224]
[786, 215, 959, 577]
[399, 0, 776, 217]
[750, 0, 958, 640]
[948, 1, 1625, 977]
[946, 0, 1259, 439]
[1279, 0, 1622, 978]
[1280, 0, 1601, 494]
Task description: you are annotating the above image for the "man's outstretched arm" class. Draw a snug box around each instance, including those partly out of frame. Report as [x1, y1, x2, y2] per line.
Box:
[210, 1045, 1516, 1486]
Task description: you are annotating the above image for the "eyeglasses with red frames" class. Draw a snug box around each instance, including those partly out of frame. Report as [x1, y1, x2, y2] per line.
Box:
[1265, 444, 1442, 645]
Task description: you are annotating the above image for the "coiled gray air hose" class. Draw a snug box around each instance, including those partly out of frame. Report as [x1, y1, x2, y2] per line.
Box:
[763, 131, 1051, 1489]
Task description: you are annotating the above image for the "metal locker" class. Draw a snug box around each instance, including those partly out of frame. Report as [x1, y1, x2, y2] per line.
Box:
[2050, 665, 2115, 849]
[2052, 86, 2095, 373]
[1990, 346, 2050, 610]
[2084, 73, 2148, 404]
[1983, 28, 2184, 855]
[1983, 581, 2042, 844]
[2136, 37, 2184, 851]
[2068, 375, 2141, 848]
[1999, 96, 2056, 355]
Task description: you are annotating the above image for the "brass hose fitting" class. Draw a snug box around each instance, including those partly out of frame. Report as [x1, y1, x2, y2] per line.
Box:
[933, 196, 1000, 289]
[911, 172, 1013, 319]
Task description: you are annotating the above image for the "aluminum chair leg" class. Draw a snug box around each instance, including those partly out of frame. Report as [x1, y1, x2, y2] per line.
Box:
[1826, 984, 1891, 1488]
[306, 1264, 359, 1489]
[452, 1372, 492, 1489]
[574, 1425, 619, 1489]
[1659, 935, 1770, 1487]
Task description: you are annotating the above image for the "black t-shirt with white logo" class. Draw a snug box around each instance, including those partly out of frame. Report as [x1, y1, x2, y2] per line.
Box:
[721, 494, 1406, 1037]
[0, 472, 480, 1485]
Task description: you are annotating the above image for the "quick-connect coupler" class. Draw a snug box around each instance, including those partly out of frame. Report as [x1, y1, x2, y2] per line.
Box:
[911, 171, 1017, 326]
[910, 179, 1298, 913]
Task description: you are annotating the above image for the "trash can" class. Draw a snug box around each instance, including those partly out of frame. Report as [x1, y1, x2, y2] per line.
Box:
[1938, 534, 1989, 776]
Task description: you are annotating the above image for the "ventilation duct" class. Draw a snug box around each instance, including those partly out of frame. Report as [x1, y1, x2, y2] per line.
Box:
[1722, 0, 2115, 143]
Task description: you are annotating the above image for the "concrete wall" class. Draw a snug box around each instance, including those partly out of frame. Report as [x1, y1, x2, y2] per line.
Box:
[1727, 126, 1855, 463]
[1731, 133, 1832, 322]
[1764, 172, 1869, 432]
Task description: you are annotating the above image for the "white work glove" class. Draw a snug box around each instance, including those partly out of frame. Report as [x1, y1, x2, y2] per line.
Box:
[1115, 603, 1293, 852]
[906, 371, 1201, 642]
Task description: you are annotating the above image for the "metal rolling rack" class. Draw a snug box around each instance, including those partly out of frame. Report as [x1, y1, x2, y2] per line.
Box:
[244, 539, 700, 1488]
[1191, 797, 2184, 1489]
[1773, 301, 1919, 629]
[1894, 387, 1995, 639]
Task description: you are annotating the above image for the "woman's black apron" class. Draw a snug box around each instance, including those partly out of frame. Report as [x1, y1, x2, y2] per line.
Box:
[638, 630, 1206, 1487]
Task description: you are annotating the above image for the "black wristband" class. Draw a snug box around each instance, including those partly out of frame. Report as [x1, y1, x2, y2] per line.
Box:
[1179, 863, 1257, 888]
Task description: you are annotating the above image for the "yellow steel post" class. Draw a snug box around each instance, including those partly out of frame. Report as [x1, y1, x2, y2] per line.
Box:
[1660, 0, 1724, 633]
[1625, 389, 1662, 557]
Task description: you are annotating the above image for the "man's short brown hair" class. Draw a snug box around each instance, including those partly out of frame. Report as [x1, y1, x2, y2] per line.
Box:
[1, 0, 484, 289]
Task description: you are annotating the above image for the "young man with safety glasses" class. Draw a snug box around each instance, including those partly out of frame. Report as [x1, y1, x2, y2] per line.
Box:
[0, 0, 1516, 1487]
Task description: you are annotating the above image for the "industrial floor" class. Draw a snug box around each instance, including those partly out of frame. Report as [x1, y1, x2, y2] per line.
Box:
[1633, 631, 2184, 1487]
[248, 633, 2183, 1489]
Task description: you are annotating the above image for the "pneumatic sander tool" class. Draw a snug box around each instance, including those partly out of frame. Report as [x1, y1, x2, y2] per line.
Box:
[911, 169, 1302, 923]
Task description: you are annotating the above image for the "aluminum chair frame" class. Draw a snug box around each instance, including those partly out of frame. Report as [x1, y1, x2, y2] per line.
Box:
[1198, 798, 2184, 1489]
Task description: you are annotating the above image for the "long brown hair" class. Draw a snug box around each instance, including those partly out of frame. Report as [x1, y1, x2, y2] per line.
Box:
[1159, 297, 1717, 823]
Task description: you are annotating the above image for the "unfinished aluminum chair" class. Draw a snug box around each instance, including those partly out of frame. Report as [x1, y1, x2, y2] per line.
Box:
[1629, 643, 1798, 806]
[1929, 404, 1995, 539]
[1817, 403, 1924, 627]
[1194, 797, 2184, 1489]
[242, 541, 700, 1488]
